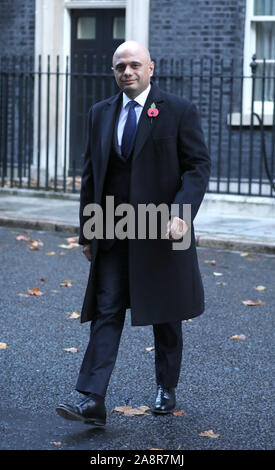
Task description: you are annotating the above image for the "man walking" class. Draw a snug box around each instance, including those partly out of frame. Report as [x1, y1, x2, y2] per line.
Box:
[56, 41, 211, 426]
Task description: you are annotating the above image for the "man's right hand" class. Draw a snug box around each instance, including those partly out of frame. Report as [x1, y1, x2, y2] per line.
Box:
[82, 244, 91, 262]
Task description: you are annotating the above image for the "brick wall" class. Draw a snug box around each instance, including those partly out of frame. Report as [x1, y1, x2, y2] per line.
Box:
[0, 0, 35, 56]
[149, 0, 246, 61]
[149, 0, 274, 194]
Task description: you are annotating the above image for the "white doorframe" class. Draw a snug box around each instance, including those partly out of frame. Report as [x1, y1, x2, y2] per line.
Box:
[33, 0, 150, 183]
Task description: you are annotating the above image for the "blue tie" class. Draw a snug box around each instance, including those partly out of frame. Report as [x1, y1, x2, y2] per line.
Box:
[121, 100, 138, 158]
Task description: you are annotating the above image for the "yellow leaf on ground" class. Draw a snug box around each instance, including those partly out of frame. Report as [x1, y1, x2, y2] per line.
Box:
[29, 239, 44, 248]
[68, 311, 80, 319]
[0, 342, 9, 349]
[63, 347, 79, 353]
[230, 334, 246, 340]
[255, 285, 266, 291]
[58, 243, 79, 249]
[27, 287, 43, 296]
[199, 429, 220, 438]
[204, 259, 216, 265]
[242, 299, 265, 306]
[113, 405, 150, 416]
[137, 406, 150, 412]
[51, 441, 62, 446]
[213, 272, 223, 276]
[240, 252, 253, 257]
[66, 237, 78, 243]
[60, 280, 72, 287]
[113, 406, 133, 413]
[15, 235, 31, 241]
[124, 408, 145, 416]
[145, 346, 155, 351]
[46, 252, 56, 256]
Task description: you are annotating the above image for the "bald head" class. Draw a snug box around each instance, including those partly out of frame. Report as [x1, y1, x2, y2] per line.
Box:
[112, 41, 154, 99]
[112, 41, 151, 66]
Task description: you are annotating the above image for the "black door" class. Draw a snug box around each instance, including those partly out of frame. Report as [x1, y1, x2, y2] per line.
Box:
[70, 8, 125, 174]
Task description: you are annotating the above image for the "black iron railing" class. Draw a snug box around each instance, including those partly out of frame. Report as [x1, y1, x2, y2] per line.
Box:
[0, 54, 274, 196]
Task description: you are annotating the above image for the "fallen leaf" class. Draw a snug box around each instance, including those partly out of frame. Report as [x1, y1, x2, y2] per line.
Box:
[15, 235, 31, 241]
[242, 299, 265, 306]
[145, 346, 155, 351]
[204, 259, 216, 265]
[246, 258, 257, 261]
[199, 429, 220, 438]
[46, 252, 56, 256]
[255, 285, 266, 291]
[113, 406, 133, 413]
[60, 280, 72, 287]
[63, 347, 79, 353]
[177, 445, 182, 449]
[58, 243, 79, 249]
[137, 406, 150, 412]
[149, 448, 164, 450]
[183, 319, 193, 322]
[28, 239, 44, 250]
[230, 334, 246, 340]
[50, 289, 59, 293]
[124, 408, 148, 416]
[173, 409, 185, 416]
[213, 272, 223, 276]
[113, 405, 150, 416]
[18, 293, 31, 297]
[27, 287, 43, 296]
[0, 342, 9, 349]
[40, 278, 45, 284]
[51, 441, 62, 446]
[240, 252, 253, 257]
[68, 311, 80, 319]
[66, 237, 78, 243]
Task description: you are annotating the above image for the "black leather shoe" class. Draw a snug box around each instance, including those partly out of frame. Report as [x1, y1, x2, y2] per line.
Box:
[152, 385, 176, 414]
[56, 395, 106, 426]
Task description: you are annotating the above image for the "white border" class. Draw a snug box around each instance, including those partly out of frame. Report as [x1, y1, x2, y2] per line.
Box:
[243, 0, 275, 117]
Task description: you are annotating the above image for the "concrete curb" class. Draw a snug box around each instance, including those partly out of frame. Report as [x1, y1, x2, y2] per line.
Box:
[0, 216, 78, 234]
[196, 233, 275, 254]
[1, 215, 274, 254]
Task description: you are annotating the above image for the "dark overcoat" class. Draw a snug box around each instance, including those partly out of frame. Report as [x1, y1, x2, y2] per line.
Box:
[78, 81, 211, 326]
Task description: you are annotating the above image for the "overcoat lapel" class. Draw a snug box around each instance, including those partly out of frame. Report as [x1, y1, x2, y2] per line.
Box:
[132, 81, 164, 163]
[99, 91, 122, 191]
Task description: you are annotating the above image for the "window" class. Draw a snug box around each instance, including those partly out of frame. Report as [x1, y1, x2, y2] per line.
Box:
[77, 17, 96, 40]
[113, 16, 125, 39]
[242, 0, 275, 122]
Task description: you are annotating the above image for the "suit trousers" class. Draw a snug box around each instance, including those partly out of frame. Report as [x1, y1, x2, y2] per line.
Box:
[75, 238, 183, 398]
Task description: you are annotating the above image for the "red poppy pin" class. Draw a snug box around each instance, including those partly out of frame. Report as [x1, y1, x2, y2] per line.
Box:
[147, 102, 159, 123]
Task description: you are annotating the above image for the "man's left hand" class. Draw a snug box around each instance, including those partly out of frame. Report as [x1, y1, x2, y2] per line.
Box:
[166, 216, 189, 240]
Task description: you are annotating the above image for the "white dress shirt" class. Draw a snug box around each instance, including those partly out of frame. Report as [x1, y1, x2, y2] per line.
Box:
[117, 83, 151, 149]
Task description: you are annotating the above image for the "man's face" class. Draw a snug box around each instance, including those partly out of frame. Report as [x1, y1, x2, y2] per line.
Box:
[112, 48, 154, 98]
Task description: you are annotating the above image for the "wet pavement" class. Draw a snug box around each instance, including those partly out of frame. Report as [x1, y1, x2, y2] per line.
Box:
[0, 225, 274, 450]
